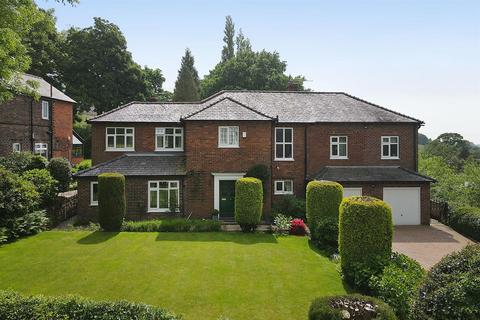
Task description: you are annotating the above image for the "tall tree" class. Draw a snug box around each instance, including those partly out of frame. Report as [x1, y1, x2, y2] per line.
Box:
[60, 18, 147, 113]
[236, 28, 251, 54]
[142, 66, 165, 100]
[221, 15, 235, 62]
[173, 48, 200, 102]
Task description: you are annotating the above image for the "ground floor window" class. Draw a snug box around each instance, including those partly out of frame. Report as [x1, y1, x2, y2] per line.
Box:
[148, 180, 179, 212]
[72, 145, 82, 157]
[274, 180, 294, 195]
[34, 143, 48, 158]
[12, 143, 21, 152]
[90, 181, 98, 206]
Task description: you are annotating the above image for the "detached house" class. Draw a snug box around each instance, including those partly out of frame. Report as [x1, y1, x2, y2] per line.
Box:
[75, 91, 433, 225]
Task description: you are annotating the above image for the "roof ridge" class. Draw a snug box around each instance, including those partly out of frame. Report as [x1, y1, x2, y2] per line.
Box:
[74, 154, 127, 177]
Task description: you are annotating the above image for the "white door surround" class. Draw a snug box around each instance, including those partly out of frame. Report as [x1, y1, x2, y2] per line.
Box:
[383, 187, 421, 225]
[343, 187, 363, 198]
[212, 173, 245, 211]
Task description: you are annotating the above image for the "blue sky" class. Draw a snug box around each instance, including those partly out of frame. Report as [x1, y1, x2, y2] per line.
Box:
[37, 0, 480, 143]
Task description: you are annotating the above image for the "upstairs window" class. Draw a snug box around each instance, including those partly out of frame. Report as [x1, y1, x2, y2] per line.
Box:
[330, 136, 348, 159]
[218, 126, 239, 148]
[275, 128, 293, 160]
[156, 127, 183, 151]
[34, 143, 48, 158]
[41, 100, 49, 120]
[382, 136, 399, 159]
[274, 180, 293, 195]
[90, 181, 98, 206]
[12, 143, 21, 153]
[106, 127, 134, 151]
[148, 180, 180, 212]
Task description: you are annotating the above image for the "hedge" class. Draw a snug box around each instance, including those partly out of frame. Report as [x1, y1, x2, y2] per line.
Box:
[47, 158, 72, 192]
[411, 244, 480, 320]
[234, 177, 263, 232]
[98, 173, 126, 231]
[0, 290, 179, 320]
[309, 294, 397, 320]
[122, 219, 221, 232]
[448, 206, 480, 241]
[22, 169, 58, 207]
[339, 196, 393, 290]
[306, 180, 343, 233]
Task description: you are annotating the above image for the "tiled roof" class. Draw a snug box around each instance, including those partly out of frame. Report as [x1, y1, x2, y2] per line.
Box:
[311, 166, 435, 182]
[21, 74, 75, 103]
[74, 153, 186, 177]
[89, 90, 422, 124]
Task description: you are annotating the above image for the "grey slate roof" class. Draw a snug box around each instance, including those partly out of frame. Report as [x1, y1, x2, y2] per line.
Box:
[89, 90, 422, 124]
[312, 166, 435, 182]
[21, 74, 76, 103]
[74, 153, 186, 177]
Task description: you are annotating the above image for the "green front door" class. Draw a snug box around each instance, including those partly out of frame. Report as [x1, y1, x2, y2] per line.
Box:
[219, 180, 236, 217]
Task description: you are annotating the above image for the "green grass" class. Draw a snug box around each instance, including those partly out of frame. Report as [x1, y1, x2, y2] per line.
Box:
[0, 231, 348, 320]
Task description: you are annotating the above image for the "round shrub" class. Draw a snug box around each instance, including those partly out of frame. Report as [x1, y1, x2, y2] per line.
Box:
[339, 196, 393, 290]
[0, 152, 33, 174]
[306, 180, 343, 239]
[47, 158, 72, 192]
[22, 169, 58, 207]
[28, 155, 48, 170]
[289, 218, 307, 236]
[309, 294, 397, 320]
[234, 177, 263, 232]
[98, 173, 126, 231]
[411, 244, 480, 320]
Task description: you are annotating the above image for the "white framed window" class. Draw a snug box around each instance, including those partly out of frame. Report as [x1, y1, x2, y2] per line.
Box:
[106, 127, 135, 151]
[381, 136, 400, 159]
[34, 143, 48, 158]
[218, 126, 239, 148]
[275, 127, 293, 160]
[274, 180, 294, 195]
[148, 180, 180, 212]
[90, 181, 98, 206]
[330, 136, 348, 159]
[12, 143, 21, 152]
[41, 100, 49, 120]
[156, 127, 183, 151]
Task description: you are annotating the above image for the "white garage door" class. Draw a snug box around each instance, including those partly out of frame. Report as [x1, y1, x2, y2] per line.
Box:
[383, 187, 421, 225]
[343, 187, 362, 198]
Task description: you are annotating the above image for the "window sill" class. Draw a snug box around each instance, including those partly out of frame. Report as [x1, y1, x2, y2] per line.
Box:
[274, 158, 294, 162]
[218, 145, 240, 149]
[381, 157, 400, 160]
[148, 209, 176, 213]
[274, 192, 294, 195]
[155, 149, 184, 152]
[330, 157, 349, 160]
[90, 203, 98, 207]
[105, 148, 135, 152]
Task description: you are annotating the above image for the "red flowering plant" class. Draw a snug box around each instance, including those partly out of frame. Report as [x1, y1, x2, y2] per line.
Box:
[289, 218, 307, 236]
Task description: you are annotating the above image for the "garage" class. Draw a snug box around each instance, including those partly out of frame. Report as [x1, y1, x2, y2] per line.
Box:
[343, 187, 362, 198]
[383, 187, 421, 225]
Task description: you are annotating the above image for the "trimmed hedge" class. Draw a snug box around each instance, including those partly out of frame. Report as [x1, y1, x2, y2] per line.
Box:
[411, 244, 480, 320]
[309, 294, 397, 320]
[0, 290, 179, 320]
[448, 206, 480, 241]
[98, 173, 126, 231]
[234, 177, 263, 232]
[306, 180, 343, 236]
[339, 196, 393, 290]
[47, 157, 72, 192]
[122, 219, 222, 232]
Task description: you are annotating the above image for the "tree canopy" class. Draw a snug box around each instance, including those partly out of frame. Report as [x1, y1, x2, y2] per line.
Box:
[173, 48, 200, 102]
[221, 15, 235, 62]
[424, 133, 476, 169]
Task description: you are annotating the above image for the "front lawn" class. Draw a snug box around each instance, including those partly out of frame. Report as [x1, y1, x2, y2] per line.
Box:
[0, 231, 347, 319]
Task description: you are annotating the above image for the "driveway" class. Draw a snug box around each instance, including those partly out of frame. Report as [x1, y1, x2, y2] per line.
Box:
[393, 220, 474, 270]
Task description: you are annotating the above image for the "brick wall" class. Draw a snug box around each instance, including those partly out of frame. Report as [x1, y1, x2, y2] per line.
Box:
[52, 100, 73, 161]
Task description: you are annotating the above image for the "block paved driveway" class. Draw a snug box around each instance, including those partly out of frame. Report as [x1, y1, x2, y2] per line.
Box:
[393, 220, 474, 270]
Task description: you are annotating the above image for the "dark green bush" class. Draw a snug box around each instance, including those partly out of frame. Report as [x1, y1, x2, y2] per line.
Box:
[309, 294, 397, 320]
[411, 244, 480, 320]
[339, 196, 393, 290]
[369, 253, 425, 320]
[245, 164, 270, 195]
[313, 218, 339, 253]
[448, 206, 480, 241]
[98, 173, 126, 231]
[272, 195, 306, 219]
[234, 177, 263, 232]
[306, 180, 343, 242]
[4, 211, 49, 241]
[28, 154, 48, 170]
[0, 290, 179, 320]
[47, 158, 72, 192]
[0, 152, 33, 174]
[72, 159, 92, 174]
[121, 219, 221, 232]
[22, 169, 58, 207]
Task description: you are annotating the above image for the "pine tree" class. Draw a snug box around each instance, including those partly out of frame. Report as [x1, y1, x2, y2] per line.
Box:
[221, 15, 235, 62]
[236, 28, 252, 54]
[173, 48, 200, 102]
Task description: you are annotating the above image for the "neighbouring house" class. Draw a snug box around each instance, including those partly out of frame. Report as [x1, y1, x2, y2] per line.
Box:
[0, 74, 76, 162]
[72, 130, 85, 165]
[75, 91, 434, 225]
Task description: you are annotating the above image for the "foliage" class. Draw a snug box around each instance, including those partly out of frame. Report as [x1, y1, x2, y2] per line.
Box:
[73, 119, 92, 158]
[221, 15, 235, 62]
[121, 219, 221, 232]
[0, 152, 33, 174]
[173, 48, 200, 101]
[424, 133, 476, 170]
[273, 214, 291, 235]
[417, 133, 430, 145]
[29, 154, 48, 170]
[411, 244, 480, 320]
[0, 290, 179, 320]
[73, 159, 92, 173]
[339, 196, 393, 291]
[309, 294, 397, 320]
[272, 195, 306, 219]
[234, 177, 263, 232]
[448, 206, 480, 241]
[306, 180, 343, 239]
[313, 218, 339, 253]
[369, 253, 425, 320]
[289, 218, 307, 236]
[47, 157, 72, 192]
[98, 173, 126, 231]
[142, 66, 166, 100]
[236, 28, 251, 54]
[245, 164, 270, 195]
[22, 169, 58, 207]
[3, 210, 49, 241]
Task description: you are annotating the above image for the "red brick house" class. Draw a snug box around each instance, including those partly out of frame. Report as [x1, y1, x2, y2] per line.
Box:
[0, 74, 76, 162]
[75, 91, 434, 225]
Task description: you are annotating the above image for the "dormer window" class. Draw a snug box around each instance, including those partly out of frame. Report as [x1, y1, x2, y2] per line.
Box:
[156, 127, 183, 151]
